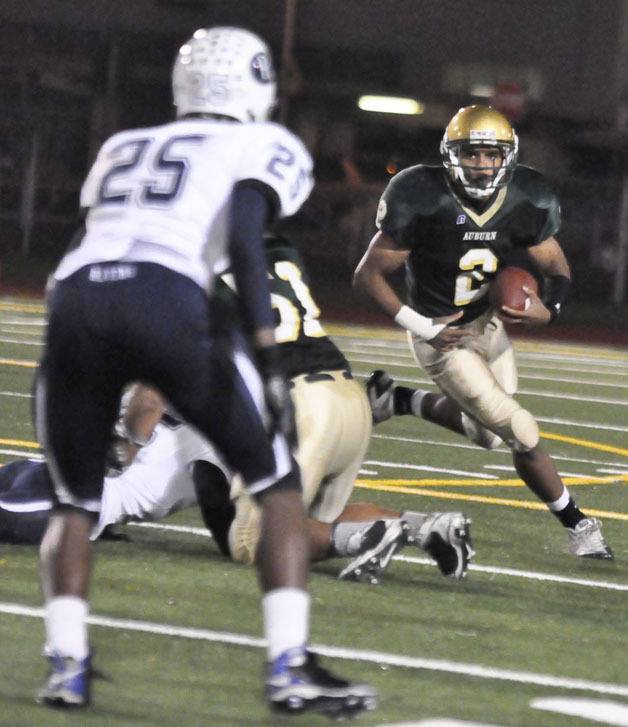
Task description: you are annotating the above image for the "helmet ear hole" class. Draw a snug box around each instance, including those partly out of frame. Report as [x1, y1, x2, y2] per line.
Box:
[172, 27, 277, 123]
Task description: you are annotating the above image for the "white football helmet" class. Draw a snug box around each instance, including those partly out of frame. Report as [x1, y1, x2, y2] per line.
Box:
[172, 27, 276, 122]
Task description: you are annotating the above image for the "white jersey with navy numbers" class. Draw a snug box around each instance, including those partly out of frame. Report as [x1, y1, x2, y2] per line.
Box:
[54, 119, 313, 291]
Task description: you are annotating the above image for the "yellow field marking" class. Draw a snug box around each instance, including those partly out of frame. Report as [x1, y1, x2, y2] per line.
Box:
[355, 480, 628, 521]
[541, 431, 628, 458]
[0, 302, 45, 314]
[0, 357, 37, 369]
[0, 438, 40, 449]
[359, 474, 627, 488]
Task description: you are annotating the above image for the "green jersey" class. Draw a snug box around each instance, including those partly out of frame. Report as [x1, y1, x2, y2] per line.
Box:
[376, 164, 561, 323]
[217, 235, 349, 380]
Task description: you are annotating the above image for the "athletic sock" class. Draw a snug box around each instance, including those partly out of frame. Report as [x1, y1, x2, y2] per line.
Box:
[547, 489, 586, 529]
[263, 588, 310, 661]
[331, 519, 397, 556]
[45, 596, 89, 661]
[394, 387, 430, 417]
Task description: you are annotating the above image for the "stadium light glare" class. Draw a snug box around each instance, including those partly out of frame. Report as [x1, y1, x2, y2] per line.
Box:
[358, 95, 424, 115]
[470, 83, 495, 98]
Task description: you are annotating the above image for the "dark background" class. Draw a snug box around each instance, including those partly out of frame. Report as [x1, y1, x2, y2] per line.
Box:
[1, 0, 628, 336]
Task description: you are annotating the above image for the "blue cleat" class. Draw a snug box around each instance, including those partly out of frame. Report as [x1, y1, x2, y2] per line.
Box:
[266, 646, 377, 718]
[37, 651, 91, 708]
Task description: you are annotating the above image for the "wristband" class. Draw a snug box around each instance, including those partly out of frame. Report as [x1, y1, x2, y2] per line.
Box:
[394, 305, 446, 341]
[545, 275, 571, 323]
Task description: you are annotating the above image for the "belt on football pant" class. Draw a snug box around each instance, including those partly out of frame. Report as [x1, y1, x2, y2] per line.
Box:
[289, 369, 353, 388]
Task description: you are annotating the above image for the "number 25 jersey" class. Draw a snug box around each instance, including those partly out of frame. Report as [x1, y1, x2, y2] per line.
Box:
[54, 119, 313, 292]
[376, 164, 560, 323]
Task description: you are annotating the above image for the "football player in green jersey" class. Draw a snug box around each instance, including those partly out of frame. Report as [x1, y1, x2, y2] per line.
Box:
[354, 105, 613, 560]
[213, 234, 474, 582]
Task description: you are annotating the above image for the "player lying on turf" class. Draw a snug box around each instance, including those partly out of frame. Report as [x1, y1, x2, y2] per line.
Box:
[0, 392, 471, 582]
[353, 104, 612, 560]
[1, 233, 473, 581]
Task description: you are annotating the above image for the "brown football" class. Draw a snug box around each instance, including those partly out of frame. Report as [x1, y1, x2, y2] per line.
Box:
[489, 266, 539, 312]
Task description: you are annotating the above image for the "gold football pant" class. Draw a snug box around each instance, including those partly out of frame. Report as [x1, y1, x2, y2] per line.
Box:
[229, 370, 372, 564]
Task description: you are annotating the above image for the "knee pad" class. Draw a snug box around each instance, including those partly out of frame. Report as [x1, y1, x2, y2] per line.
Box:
[461, 413, 503, 450]
[508, 408, 539, 452]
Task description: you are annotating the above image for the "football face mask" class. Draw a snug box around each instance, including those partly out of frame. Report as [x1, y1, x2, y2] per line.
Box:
[440, 105, 519, 200]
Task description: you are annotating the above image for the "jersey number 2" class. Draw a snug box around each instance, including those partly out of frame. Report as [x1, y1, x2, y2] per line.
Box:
[454, 248, 498, 306]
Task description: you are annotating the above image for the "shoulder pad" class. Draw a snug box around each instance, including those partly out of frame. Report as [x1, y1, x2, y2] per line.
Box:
[511, 166, 559, 210]
[377, 165, 444, 231]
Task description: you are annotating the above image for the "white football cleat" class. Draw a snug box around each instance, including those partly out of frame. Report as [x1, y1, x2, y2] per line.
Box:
[568, 517, 613, 559]
[338, 519, 408, 584]
[409, 512, 474, 579]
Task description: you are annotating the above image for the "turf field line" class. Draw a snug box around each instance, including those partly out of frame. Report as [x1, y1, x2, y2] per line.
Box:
[539, 431, 628, 458]
[128, 522, 628, 594]
[0, 318, 47, 326]
[363, 459, 498, 479]
[0, 337, 43, 346]
[0, 302, 45, 313]
[0, 448, 43, 458]
[365, 460, 624, 485]
[0, 437, 39, 449]
[351, 370, 628, 407]
[2, 601, 627, 697]
[370, 433, 628, 468]
[484, 464, 599, 479]
[0, 357, 37, 368]
[354, 481, 628, 521]
[359, 475, 626, 488]
[0, 390, 33, 398]
[395, 554, 628, 592]
[518, 361, 628, 376]
[349, 357, 628, 389]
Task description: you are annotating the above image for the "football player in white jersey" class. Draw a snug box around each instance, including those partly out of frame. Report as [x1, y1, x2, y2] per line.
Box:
[35, 26, 375, 718]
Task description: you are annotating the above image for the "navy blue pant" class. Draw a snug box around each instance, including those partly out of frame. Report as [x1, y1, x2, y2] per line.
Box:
[0, 460, 52, 543]
[37, 262, 294, 512]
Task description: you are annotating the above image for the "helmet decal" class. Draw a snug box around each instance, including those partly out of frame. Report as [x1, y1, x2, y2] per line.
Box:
[251, 52, 274, 84]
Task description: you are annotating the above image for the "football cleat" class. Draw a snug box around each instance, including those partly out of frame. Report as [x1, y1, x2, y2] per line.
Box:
[366, 370, 395, 424]
[568, 517, 614, 560]
[37, 651, 92, 708]
[409, 512, 474, 579]
[266, 646, 377, 718]
[338, 519, 408, 584]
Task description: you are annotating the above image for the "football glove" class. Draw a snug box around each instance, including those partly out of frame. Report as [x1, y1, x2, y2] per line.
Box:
[256, 345, 297, 447]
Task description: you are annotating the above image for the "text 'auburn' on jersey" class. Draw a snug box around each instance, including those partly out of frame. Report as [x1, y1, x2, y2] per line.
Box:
[376, 164, 560, 322]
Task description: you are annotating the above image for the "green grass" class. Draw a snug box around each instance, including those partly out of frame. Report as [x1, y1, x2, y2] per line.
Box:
[1, 299, 627, 726]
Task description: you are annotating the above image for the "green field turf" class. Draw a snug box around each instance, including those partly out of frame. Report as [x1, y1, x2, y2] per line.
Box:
[0, 298, 627, 727]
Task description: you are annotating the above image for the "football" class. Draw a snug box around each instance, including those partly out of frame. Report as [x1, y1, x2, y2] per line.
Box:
[489, 266, 539, 312]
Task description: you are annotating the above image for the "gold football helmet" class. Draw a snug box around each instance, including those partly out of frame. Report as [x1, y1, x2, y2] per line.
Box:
[440, 105, 519, 200]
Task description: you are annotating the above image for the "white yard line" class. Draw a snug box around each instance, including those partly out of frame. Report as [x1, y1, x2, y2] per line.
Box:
[128, 523, 628, 595]
[351, 369, 628, 407]
[1, 601, 627, 697]
[364, 459, 498, 479]
[0, 337, 44, 346]
[0, 390, 33, 398]
[370, 434, 628, 466]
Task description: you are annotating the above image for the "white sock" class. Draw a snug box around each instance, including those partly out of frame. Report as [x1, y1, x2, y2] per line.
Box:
[263, 588, 310, 661]
[410, 390, 429, 418]
[45, 596, 89, 660]
[547, 487, 570, 512]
